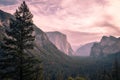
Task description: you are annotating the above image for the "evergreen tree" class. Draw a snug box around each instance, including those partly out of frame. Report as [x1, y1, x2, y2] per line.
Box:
[44, 73, 51, 80]
[56, 71, 64, 80]
[112, 53, 119, 80]
[99, 70, 112, 80]
[0, 1, 42, 80]
[75, 76, 86, 80]
[35, 64, 43, 80]
[67, 76, 74, 80]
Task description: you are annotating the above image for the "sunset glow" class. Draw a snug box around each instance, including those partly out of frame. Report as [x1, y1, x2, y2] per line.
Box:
[0, 0, 120, 49]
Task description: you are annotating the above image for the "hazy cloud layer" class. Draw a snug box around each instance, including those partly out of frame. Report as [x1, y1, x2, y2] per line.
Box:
[0, 0, 120, 48]
[0, 0, 18, 5]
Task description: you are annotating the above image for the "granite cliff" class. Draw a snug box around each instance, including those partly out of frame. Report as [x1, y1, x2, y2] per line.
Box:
[46, 31, 74, 55]
[90, 36, 120, 56]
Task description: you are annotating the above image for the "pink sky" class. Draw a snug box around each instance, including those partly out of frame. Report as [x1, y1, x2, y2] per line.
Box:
[0, 0, 120, 49]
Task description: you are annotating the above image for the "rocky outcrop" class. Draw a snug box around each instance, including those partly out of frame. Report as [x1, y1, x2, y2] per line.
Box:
[0, 10, 14, 26]
[0, 10, 14, 40]
[0, 10, 70, 64]
[46, 31, 74, 55]
[90, 36, 120, 56]
[75, 42, 94, 56]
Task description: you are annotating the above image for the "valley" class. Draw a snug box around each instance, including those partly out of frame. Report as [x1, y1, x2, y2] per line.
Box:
[0, 1, 120, 80]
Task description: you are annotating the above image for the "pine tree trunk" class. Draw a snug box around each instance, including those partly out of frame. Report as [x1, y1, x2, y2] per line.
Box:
[19, 48, 23, 80]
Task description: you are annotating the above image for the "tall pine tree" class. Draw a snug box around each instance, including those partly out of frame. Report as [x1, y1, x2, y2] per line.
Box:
[112, 53, 119, 80]
[0, 1, 42, 80]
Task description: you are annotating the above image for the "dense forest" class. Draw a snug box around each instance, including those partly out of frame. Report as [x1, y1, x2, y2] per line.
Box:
[0, 1, 120, 80]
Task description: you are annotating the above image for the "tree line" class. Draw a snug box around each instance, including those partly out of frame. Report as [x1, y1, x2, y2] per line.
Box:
[0, 1, 119, 80]
[0, 1, 43, 80]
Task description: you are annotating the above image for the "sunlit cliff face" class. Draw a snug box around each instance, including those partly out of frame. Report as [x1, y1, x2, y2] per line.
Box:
[0, 0, 120, 48]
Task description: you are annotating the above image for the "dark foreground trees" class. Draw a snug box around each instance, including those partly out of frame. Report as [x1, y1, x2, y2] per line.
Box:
[67, 76, 87, 80]
[0, 1, 42, 80]
[112, 53, 119, 80]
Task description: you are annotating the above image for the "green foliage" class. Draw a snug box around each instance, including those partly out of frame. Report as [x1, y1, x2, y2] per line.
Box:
[34, 64, 43, 80]
[75, 76, 86, 80]
[0, 1, 120, 80]
[112, 53, 119, 80]
[67, 76, 87, 80]
[67, 77, 74, 80]
[56, 71, 64, 80]
[0, 1, 43, 80]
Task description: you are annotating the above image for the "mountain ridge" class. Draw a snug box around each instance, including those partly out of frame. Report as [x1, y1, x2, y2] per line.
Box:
[0, 9, 71, 64]
[75, 42, 95, 56]
[46, 31, 74, 55]
[90, 36, 120, 56]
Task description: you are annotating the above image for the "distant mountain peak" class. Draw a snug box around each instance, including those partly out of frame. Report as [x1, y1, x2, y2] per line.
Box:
[0, 10, 70, 67]
[0, 10, 10, 14]
[46, 31, 66, 37]
[75, 42, 95, 56]
[101, 35, 117, 41]
[46, 31, 74, 55]
[0, 10, 13, 26]
[0, 9, 5, 13]
[91, 36, 120, 56]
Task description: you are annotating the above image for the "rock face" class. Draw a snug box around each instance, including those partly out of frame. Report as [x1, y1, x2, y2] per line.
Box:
[0, 10, 12, 40]
[46, 31, 74, 55]
[0, 10, 13, 26]
[90, 36, 120, 56]
[0, 10, 70, 65]
[75, 42, 94, 56]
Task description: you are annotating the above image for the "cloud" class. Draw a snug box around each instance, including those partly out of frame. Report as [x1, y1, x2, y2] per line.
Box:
[0, 0, 120, 47]
[28, 0, 62, 15]
[62, 30, 102, 47]
[95, 0, 108, 6]
[93, 15, 120, 36]
[0, 0, 18, 5]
